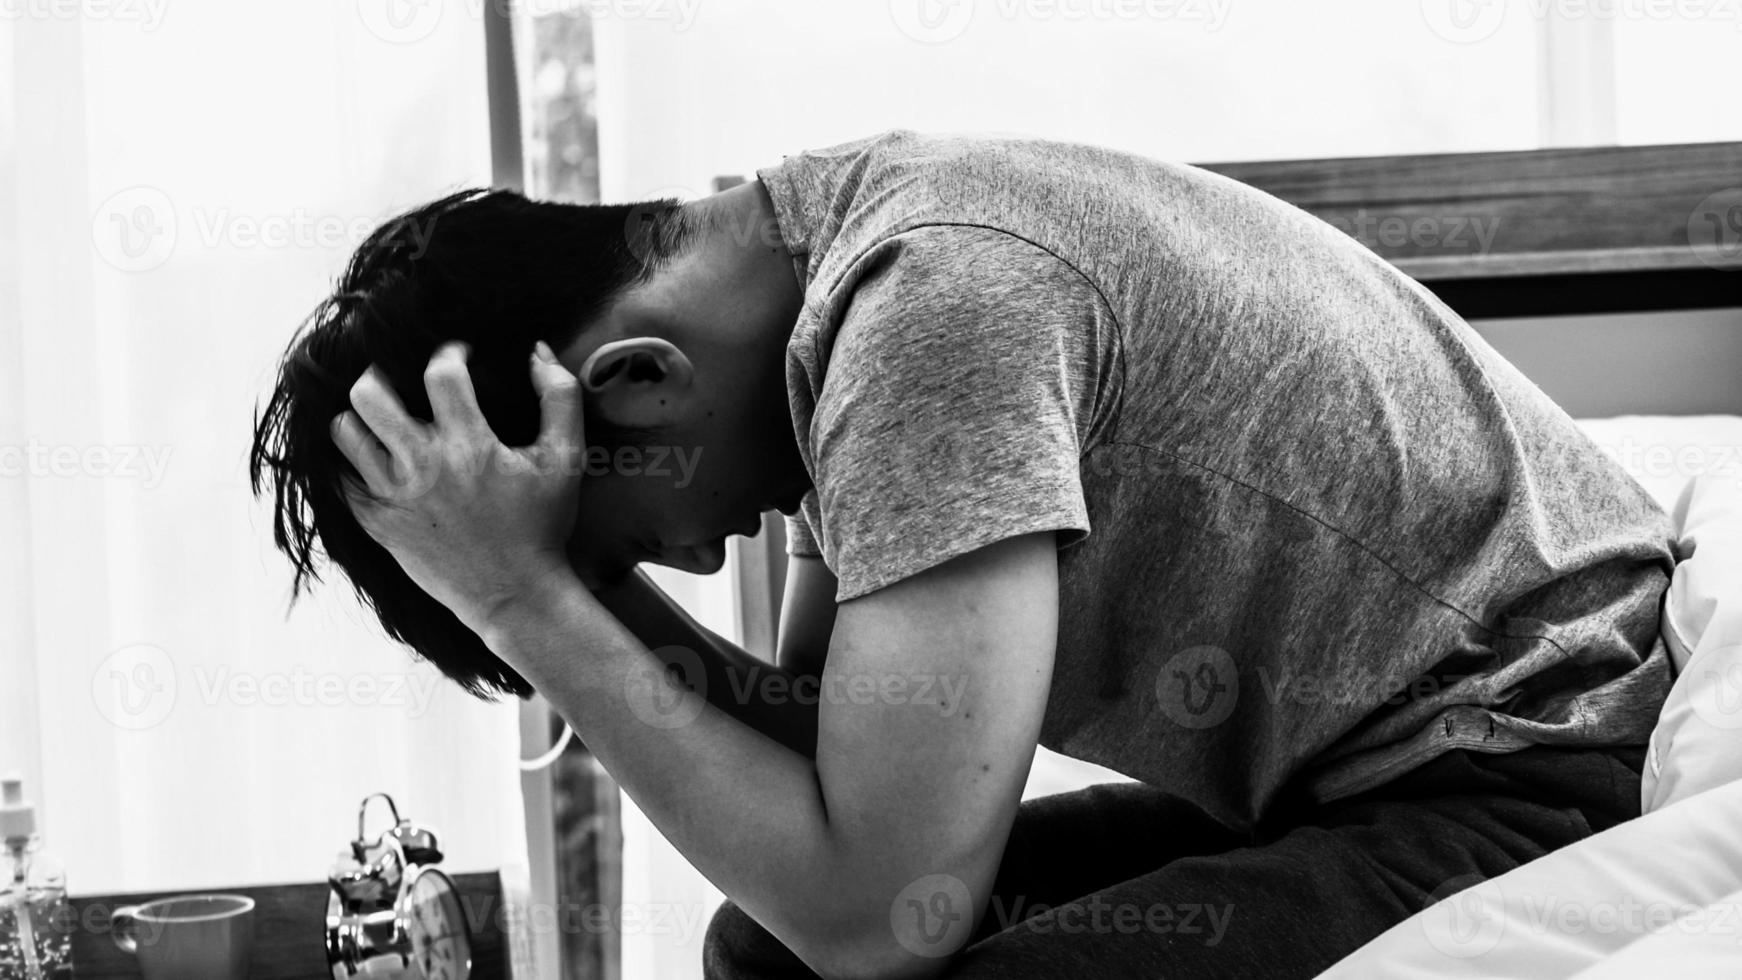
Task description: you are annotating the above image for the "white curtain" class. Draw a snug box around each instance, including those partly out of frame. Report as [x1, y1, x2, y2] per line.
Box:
[1, 1, 527, 896]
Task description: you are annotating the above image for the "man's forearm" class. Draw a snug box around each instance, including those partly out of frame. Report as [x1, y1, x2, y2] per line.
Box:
[591, 567, 818, 755]
[485, 568, 908, 977]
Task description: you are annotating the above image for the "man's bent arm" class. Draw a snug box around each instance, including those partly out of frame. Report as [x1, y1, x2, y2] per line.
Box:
[592, 566, 819, 756]
[485, 534, 1058, 980]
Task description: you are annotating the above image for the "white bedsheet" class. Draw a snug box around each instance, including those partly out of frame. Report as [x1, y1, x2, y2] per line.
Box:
[1317, 779, 1742, 978]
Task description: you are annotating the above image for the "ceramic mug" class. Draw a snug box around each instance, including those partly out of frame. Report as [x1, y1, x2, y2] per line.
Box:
[111, 893, 255, 980]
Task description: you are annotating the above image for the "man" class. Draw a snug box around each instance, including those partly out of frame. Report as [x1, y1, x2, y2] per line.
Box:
[251, 131, 1675, 978]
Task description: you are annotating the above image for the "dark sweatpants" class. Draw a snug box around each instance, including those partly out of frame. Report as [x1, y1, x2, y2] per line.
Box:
[703, 745, 1644, 978]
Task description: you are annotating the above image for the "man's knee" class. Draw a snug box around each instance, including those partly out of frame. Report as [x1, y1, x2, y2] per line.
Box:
[704, 899, 813, 980]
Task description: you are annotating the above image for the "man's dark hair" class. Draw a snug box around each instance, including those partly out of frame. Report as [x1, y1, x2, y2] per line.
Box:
[249, 188, 688, 699]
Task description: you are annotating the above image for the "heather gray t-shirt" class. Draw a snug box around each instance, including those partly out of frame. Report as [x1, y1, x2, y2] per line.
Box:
[757, 131, 1676, 831]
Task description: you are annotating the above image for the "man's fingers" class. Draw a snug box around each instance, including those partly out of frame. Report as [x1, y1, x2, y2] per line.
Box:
[349, 365, 428, 460]
[424, 341, 492, 440]
[531, 341, 585, 454]
[330, 411, 395, 496]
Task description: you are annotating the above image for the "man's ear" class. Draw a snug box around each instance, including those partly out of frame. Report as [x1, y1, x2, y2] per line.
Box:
[576, 337, 695, 430]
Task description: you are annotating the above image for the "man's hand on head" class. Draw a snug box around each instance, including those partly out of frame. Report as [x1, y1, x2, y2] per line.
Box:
[330, 340, 587, 636]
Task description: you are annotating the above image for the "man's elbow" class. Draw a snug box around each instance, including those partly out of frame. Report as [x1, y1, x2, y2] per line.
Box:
[795, 933, 957, 980]
[785, 901, 974, 980]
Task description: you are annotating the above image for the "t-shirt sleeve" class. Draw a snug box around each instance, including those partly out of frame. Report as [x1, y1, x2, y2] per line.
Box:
[785, 491, 823, 558]
[808, 225, 1115, 601]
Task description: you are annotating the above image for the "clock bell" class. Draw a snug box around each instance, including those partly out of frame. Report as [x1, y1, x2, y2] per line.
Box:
[326, 792, 472, 980]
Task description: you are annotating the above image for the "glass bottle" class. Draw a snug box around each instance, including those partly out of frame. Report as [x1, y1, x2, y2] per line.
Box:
[1, 776, 71, 980]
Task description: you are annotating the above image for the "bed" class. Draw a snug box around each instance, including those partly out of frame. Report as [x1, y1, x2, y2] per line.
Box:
[1217, 142, 1742, 977]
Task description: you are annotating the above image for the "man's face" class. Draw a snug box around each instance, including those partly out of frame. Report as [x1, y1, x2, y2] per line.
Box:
[553, 322, 810, 585]
[563, 414, 807, 583]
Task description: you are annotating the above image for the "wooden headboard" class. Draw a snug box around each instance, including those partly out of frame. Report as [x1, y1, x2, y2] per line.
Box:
[722, 140, 1742, 319]
[1200, 141, 1742, 319]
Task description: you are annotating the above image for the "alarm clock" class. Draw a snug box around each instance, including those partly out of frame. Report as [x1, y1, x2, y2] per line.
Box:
[327, 793, 472, 980]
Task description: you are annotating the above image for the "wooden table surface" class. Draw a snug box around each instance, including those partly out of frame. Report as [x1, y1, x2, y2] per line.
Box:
[66, 871, 508, 979]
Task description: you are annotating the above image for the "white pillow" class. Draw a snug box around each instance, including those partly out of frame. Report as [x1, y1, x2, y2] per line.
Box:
[1642, 474, 1742, 812]
[1572, 415, 1742, 813]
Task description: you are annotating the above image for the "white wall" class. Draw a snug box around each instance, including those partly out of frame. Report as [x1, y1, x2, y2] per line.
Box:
[591, 0, 1549, 199]
[589, 0, 1739, 199]
[1475, 309, 1742, 419]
